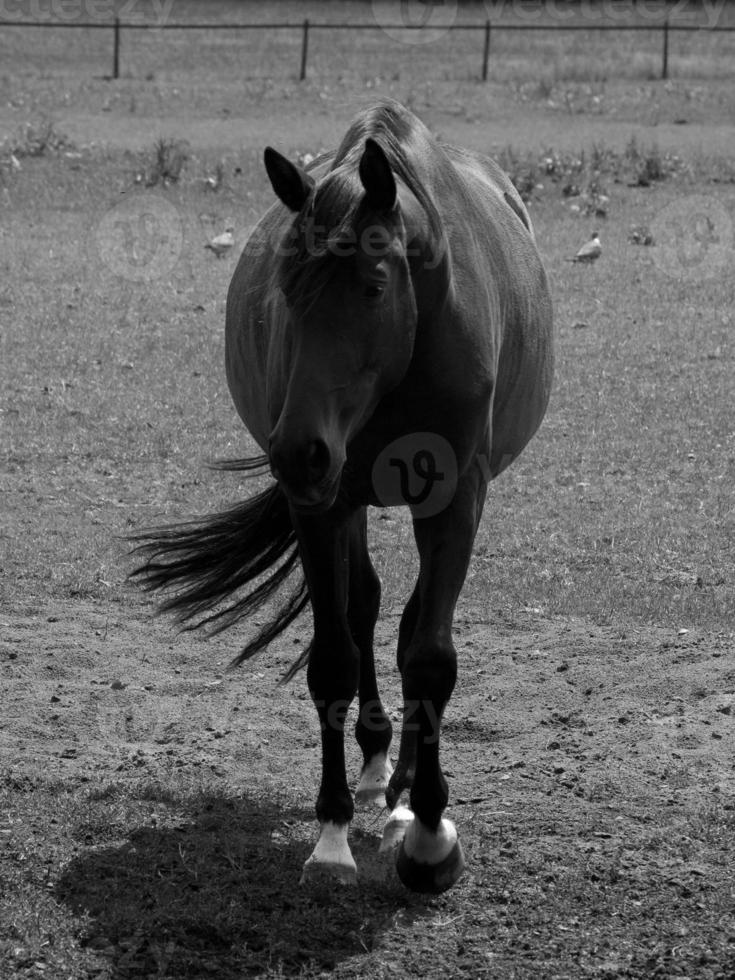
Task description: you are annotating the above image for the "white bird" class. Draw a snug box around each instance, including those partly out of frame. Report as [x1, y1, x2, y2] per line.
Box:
[205, 225, 234, 258]
[566, 232, 602, 264]
[204, 162, 225, 192]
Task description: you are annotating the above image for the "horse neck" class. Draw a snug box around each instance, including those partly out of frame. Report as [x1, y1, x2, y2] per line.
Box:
[397, 182, 452, 323]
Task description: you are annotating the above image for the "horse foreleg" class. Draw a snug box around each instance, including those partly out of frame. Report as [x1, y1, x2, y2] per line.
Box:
[293, 511, 360, 887]
[390, 468, 487, 893]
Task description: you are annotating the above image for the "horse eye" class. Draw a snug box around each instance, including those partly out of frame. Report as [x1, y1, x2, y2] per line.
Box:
[364, 284, 384, 299]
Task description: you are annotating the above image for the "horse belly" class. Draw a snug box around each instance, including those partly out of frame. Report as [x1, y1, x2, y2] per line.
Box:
[489, 285, 554, 477]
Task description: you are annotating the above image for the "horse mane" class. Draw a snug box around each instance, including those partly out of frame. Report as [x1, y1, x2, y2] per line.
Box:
[277, 99, 446, 311]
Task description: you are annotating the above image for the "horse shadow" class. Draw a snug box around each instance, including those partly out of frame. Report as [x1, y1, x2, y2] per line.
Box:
[56, 790, 425, 977]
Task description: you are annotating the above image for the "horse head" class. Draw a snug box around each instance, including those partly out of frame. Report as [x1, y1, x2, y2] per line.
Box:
[264, 139, 423, 513]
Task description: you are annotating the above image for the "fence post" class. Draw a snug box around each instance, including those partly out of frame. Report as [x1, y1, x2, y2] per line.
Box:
[661, 17, 669, 80]
[113, 17, 120, 79]
[300, 18, 309, 81]
[482, 19, 491, 82]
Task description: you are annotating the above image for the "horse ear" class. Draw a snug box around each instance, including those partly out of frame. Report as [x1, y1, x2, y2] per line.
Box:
[359, 138, 396, 211]
[264, 147, 314, 212]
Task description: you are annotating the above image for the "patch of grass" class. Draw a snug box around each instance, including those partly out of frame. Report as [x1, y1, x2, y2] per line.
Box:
[10, 118, 74, 158]
[688, 801, 735, 849]
[498, 137, 685, 205]
[623, 134, 680, 185]
[143, 136, 190, 187]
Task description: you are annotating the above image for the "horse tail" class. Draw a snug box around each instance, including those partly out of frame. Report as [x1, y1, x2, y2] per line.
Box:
[129, 456, 310, 675]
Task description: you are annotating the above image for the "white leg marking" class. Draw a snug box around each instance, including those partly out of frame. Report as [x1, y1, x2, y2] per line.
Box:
[379, 805, 414, 853]
[355, 753, 394, 806]
[402, 817, 458, 865]
[300, 821, 357, 886]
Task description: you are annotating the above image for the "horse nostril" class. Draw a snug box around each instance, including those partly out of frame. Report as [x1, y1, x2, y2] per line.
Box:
[306, 439, 330, 482]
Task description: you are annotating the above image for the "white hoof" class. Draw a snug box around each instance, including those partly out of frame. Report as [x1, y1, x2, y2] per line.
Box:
[403, 816, 458, 864]
[355, 754, 393, 807]
[299, 821, 357, 886]
[300, 855, 357, 886]
[379, 805, 413, 853]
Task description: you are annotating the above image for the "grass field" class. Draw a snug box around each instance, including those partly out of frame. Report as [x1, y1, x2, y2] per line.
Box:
[1, 3, 735, 978]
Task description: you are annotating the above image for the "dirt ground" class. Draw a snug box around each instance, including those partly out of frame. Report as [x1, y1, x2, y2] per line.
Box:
[2, 597, 734, 801]
[2, 592, 734, 977]
[3, 594, 732, 791]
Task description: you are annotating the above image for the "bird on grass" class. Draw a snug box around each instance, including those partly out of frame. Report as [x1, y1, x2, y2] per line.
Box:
[566, 232, 602, 264]
[204, 161, 225, 192]
[205, 225, 235, 258]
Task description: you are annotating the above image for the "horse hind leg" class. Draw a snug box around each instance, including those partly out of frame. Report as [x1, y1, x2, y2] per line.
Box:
[355, 752, 393, 806]
[379, 585, 419, 851]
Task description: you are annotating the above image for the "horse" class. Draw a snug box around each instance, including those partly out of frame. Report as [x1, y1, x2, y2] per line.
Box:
[131, 99, 553, 894]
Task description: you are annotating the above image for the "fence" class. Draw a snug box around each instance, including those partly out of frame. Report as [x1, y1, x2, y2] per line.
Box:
[2, 17, 734, 82]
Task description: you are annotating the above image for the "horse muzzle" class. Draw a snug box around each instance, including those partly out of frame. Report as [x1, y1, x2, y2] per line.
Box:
[268, 431, 344, 514]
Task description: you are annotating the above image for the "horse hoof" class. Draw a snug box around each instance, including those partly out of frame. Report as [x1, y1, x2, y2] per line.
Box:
[299, 856, 358, 887]
[355, 785, 386, 806]
[300, 821, 357, 886]
[396, 838, 465, 894]
[379, 805, 413, 853]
